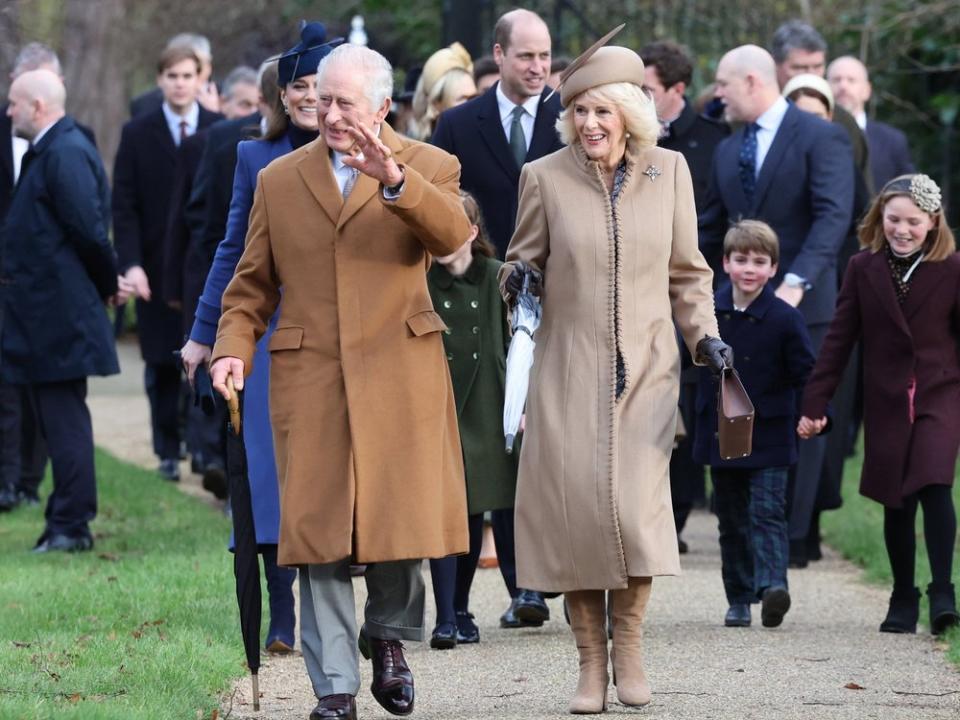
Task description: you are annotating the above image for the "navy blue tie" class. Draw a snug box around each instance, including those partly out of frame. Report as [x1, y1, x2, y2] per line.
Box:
[739, 122, 759, 205]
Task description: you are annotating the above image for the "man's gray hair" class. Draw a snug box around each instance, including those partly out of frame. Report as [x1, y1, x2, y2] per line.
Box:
[317, 45, 393, 111]
[770, 20, 827, 64]
[166, 33, 212, 61]
[13, 42, 62, 78]
[222, 65, 258, 98]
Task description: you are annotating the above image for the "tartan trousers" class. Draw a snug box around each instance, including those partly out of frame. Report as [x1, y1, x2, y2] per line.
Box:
[712, 466, 790, 604]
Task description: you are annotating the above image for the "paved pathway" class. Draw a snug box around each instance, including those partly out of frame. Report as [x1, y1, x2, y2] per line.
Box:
[90, 339, 960, 719]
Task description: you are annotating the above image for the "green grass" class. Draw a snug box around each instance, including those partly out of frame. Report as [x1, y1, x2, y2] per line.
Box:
[0, 449, 247, 719]
[822, 440, 960, 666]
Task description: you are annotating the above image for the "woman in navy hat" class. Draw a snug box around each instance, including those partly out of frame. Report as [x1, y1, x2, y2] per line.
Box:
[180, 21, 340, 653]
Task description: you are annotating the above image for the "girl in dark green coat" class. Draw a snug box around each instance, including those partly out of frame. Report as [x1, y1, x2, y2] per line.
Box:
[427, 192, 520, 648]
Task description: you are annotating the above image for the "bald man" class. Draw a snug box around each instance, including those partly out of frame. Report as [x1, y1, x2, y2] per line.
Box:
[698, 46, 854, 617]
[1, 69, 124, 552]
[828, 56, 913, 189]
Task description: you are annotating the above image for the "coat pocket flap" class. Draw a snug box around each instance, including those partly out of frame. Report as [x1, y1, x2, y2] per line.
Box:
[268, 326, 304, 351]
[406, 310, 448, 337]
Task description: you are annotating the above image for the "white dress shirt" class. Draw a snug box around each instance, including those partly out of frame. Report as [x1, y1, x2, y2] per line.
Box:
[854, 111, 867, 131]
[496, 83, 540, 151]
[162, 101, 199, 146]
[331, 125, 404, 199]
[11, 134, 28, 184]
[753, 96, 789, 175]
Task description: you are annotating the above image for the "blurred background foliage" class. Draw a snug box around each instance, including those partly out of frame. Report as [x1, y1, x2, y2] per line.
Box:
[1, 0, 958, 223]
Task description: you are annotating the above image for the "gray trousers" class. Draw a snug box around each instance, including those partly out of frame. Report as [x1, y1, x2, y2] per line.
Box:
[300, 558, 425, 698]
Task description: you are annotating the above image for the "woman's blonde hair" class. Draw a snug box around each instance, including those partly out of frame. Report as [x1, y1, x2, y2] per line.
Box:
[556, 81, 659, 154]
[411, 67, 474, 141]
[859, 174, 955, 262]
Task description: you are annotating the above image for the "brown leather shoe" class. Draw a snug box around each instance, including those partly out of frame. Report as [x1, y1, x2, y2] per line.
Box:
[369, 637, 415, 716]
[310, 693, 356, 719]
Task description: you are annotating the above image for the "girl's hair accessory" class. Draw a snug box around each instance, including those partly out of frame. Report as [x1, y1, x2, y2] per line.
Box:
[909, 174, 942, 214]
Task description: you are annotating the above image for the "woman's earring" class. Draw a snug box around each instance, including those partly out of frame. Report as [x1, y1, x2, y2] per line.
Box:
[625, 131, 631, 138]
[283, 104, 289, 115]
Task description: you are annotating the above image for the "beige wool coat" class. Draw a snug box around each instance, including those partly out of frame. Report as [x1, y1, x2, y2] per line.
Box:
[500, 143, 718, 592]
[212, 124, 471, 567]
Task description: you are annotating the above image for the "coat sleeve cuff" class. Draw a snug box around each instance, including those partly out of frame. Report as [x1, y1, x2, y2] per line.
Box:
[211, 335, 255, 375]
[189, 314, 218, 346]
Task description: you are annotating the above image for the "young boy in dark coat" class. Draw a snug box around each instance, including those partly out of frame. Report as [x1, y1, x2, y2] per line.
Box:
[693, 220, 817, 629]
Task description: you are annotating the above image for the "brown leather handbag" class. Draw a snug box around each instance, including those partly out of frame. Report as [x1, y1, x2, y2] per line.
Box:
[718, 367, 754, 460]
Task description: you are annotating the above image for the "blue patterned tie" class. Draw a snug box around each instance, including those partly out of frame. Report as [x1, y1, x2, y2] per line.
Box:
[739, 122, 759, 205]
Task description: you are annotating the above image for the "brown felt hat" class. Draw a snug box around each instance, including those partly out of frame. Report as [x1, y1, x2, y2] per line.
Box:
[559, 46, 646, 107]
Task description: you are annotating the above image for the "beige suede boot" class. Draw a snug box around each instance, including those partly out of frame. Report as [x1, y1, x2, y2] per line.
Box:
[565, 590, 609, 714]
[610, 576, 652, 706]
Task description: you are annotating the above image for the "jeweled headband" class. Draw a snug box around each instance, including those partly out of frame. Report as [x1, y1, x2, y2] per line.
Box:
[885, 174, 942, 214]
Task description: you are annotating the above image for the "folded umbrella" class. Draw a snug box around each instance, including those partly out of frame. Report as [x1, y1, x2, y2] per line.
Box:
[503, 273, 542, 452]
[225, 376, 262, 712]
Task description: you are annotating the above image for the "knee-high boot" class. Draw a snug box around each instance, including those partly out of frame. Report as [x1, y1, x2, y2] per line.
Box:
[610, 576, 652, 707]
[565, 589, 609, 714]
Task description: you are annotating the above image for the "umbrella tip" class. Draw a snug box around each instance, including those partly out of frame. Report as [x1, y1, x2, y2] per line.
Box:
[505, 435, 515, 453]
[252, 673, 260, 711]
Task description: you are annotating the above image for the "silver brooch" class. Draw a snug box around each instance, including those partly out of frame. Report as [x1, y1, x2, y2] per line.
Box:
[643, 164, 661, 182]
[909, 174, 941, 214]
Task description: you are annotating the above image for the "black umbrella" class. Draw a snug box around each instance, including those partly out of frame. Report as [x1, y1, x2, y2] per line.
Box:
[225, 376, 261, 712]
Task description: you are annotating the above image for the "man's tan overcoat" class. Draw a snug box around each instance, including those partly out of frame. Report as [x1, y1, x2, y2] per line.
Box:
[212, 124, 471, 567]
[501, 144, 719, 592]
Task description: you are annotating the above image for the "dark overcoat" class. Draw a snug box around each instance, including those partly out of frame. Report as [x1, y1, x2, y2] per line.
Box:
[427, 256, 518, 514]
[0, 117, 118, 383]
[659, 99, 728, 210]
[802, 250, 960, 508]
[693, 284, 815, 469]
[112, 104, 220, 362]
[431, 82, 564, 258]
[865, 119, 914, 191]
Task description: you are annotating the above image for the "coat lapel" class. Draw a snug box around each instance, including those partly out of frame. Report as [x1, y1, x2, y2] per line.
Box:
[296, 137, 342, 225]
[336, 123, 406, 230]
[0, 112, 13, 183]
[148, 108, 177, 158]
[863, 251, 911, 336]
[527, 90, 559, 161]
[903, 258, 948, 321]
[752, 104, 797, 212]
[476, 85, 520, 181]
[718, 135, 749, 215]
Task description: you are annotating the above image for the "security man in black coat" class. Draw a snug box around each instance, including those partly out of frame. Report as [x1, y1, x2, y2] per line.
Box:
[1, 70, 122, 552]
[640, 41, 730, 553]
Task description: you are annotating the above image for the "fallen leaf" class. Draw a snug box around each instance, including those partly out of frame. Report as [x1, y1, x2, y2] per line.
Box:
[68, 693, 82, 703]
[12, 641, 31, 648]
[210, 709, 219, 720]
[844, 682, 865, 690]
[107, 576, 118, 582]
[151, 619, 165, 626]
[131, 630, 143, 639]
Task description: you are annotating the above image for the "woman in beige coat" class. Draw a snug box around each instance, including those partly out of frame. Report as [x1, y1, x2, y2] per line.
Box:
[499, 45, 731, 714]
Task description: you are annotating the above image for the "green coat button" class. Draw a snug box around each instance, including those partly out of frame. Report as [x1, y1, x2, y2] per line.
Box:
[472, 352, 479, 360]
[470, 300, 479, 308]
[472, 326, 479, 334]
[443, 300, 452, 308]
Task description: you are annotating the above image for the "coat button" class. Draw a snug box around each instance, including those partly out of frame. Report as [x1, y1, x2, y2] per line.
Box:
[470, 300, 479, 308]
[443, 300, 452, 308]
[744, 356, 750, 362]
[447, 352, 453, 360]
[444, 329, 452, 335]
[472, 326, 479, 334]
[472, 352, 478, 360]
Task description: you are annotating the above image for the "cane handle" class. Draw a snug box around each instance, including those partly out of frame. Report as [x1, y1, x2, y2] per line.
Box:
[226, 375, 241, 434]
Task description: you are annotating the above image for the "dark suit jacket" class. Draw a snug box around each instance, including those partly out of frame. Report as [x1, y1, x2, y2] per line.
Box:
[693, 284, 815, 469]
[699, 103, 854, 326]
[865, 119, 914, 191]
[431, 82, 564, 258]
[112, 104, 220, 361]
[802, 250, 960, 508]
[0, 117, 119, 383]
[659, 100, 729, 211]
[129, 87, 164, 118]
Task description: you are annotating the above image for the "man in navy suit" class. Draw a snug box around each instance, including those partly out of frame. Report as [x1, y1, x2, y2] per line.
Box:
[431, 7, 563, 629]
[113, 45, 220, 482]
[699, 44, 854, 568]
[827, 56, 914, 191]
[432, 8, 563, 259]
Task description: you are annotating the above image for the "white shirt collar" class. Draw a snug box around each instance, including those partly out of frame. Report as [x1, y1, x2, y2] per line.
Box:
[162, 101, 200, 143]
[854, 110, 867, 130]
[755, 95, 789, 132]
[30, 118, 60, 147]
[496, 82, 540, 124]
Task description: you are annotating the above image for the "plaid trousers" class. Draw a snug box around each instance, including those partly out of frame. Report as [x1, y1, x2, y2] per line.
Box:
[712, 466, 789, 604]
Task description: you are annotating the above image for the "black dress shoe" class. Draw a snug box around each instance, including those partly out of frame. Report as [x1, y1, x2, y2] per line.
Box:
[513, 589, 549, 624]
[0, 486, 20, 511]
[500, 597, 540, 628]
[33, 533, 93, 554]
[310, 694, 357, 720]
[429, 622, 457, 650]
[368, 637, 415, 716]
[16, 490, 40, 507]
[201, 463, 228, 500]
[678, 536, 689, 554]
[455, 611, 479, 644]
[157, 458, 180, 482]
[788, 540, 808, 569]
[724, 603, 751, 627]
[760, 586, 791, 628]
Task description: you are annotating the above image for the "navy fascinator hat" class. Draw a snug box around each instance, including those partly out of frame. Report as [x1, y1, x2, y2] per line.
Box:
[277, 21, 343, 85]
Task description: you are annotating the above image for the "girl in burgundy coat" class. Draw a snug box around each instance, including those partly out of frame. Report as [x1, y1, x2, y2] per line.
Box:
[799, 174, 959, 636]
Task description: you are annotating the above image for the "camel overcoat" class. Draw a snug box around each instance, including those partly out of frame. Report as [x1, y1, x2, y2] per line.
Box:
[212, 123, 471, 567]
[500, 144, 718, 592]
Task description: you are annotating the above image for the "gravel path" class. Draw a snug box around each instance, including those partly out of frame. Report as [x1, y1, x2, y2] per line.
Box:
[90, 339, 960, 719]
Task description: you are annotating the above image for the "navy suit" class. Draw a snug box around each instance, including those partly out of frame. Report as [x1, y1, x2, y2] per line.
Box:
[864, 119, 914, 191]
[699, 103, 854, 327]
[0, 116, 119, 541]
[431, 82, 564, 258]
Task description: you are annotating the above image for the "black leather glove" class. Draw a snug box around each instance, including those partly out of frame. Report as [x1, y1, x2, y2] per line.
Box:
[695, 335, 734, 374]
[504, 261, 543, 301]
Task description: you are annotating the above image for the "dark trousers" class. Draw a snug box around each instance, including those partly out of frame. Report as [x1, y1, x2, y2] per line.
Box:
[713, 466, 789, 604]
[884, 484, 957, 590]
[0, 382, 48, 497]
[29, 378, 97, 539]
[490, 507, 520, 598]
[144, 362, 181, 461]
[430, 513, 484, 625]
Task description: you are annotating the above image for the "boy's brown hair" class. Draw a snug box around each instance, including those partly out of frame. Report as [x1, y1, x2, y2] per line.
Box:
[859, 174, 955, 262]
[157, 46, 201, 75]
[460, 191, 496, 258]
[723, 219, 780, 265]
